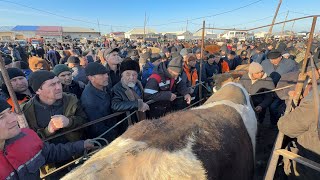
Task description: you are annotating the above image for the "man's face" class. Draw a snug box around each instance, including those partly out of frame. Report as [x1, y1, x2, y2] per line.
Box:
[252, 71, 264, 80]
[220, 51, 226, 56]
[167, 68, 180, 79]
[80, 57, 88, 67]
[37, 77, 63, 101]
[107, 52, 122, 65]
[267, 45, 273, 50]
[10, 76, 28, 93]
[58, 71, 72, 85]
[187, 58, 197, 68]
[214, 56, 221, 63]
[208, 58, 215, 64]
[90, 73, 109, 87]
[122, 70, 138, 88]
[196, 53, 201, 60]
[270, 57, 282, 65]
[0, 109, 21, 141]
[165, 52, 171, 58]
[227, 54, 235, 60]
[142, 48, 148, 54]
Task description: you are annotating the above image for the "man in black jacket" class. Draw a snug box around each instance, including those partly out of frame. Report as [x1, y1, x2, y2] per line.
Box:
[239, 62, 275, 124]
[112, 59, 149, 124]
[53, 64, 85, 99]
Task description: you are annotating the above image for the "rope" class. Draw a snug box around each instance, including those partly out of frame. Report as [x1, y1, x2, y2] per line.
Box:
[249, 85, 294, 96]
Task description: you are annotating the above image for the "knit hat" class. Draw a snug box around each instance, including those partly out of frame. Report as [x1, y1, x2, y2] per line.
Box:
[180, 48, 188, 57]
[0, 98, 11, 113]
[267, 50, 282, 59]
[168, 56, 183, 73]
[248, 62, 263, 74]
[7, 68, 25, 79]
[53, 64, 72, 76]
[85, 62, 108, 76]
[67, 56, 80, 64]
[120, 59, 140, 74]
[3, 56, 12, 65]
[28, 70, 56, 92]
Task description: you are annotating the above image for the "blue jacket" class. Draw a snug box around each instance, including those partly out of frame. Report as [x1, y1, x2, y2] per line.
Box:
[80, 82, 116, 140]
[72, 66, 88, 84]
[224, 57, 242, 70]
[205, 62, 219, 84]
[141, 61, 154, 87]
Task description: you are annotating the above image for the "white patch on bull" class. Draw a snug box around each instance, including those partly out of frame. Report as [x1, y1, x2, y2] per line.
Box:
[62, 137, 207, 180]
[194, 82, 257, 157]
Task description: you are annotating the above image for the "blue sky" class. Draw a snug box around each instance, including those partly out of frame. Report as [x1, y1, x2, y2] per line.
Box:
[0, 0, 319, 34]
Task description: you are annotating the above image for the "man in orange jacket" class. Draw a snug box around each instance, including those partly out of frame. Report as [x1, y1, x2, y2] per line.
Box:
[1, 68, 34, 111]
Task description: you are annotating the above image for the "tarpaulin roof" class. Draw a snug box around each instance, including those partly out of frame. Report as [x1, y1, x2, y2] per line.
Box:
[12, 26, 39, 31]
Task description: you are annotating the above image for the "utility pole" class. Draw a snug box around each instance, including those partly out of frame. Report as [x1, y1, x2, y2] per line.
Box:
[97, 19, 101, 35]
[281, 10, 289, 39]
[291, 20, 296, 34]
[144, 12, 147, 40]
[186, 19, 189, 32]
[267, 0, 283, 39]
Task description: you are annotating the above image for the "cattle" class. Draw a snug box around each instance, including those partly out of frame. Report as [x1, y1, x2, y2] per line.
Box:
[62, 82, 257, 180]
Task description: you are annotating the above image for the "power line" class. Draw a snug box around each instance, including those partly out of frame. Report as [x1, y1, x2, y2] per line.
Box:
[146, 0, 263, 27]
[0, 0, 132, 28]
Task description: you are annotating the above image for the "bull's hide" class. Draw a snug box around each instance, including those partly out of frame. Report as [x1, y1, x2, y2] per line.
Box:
[63, 82, 257, 180]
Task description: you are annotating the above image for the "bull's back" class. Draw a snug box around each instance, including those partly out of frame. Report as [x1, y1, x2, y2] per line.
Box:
[63, 104, 254, 180]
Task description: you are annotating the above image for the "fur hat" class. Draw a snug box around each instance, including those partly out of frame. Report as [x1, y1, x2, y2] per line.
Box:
[120, 59, 140, 74]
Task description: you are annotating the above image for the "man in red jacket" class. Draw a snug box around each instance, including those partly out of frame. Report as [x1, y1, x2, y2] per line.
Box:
[0, 98, 94, 180]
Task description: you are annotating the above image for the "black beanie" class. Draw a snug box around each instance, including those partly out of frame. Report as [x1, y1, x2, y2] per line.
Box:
[28, 70, 56, 92]
[7, 68, 26, 79]
[85, 62, 108, 76]
[0, 98, 11, 113]
[120, 59, 140, 74]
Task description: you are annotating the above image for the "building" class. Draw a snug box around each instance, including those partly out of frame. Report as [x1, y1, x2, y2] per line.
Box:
[62, 27, 101, 42]
[162, 31, 193, 40]
[36, 26, 63, 43]
[11, 25, 38, 39]
[220, 30, 247, 41]
[0, 26, 15, 41]
[193, 30, 217, 39]
[125, 28, 159, 40]
[110, 32, 125, 41]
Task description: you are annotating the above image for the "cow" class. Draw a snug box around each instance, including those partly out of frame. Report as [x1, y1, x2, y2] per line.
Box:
[62, 82, 257, 180]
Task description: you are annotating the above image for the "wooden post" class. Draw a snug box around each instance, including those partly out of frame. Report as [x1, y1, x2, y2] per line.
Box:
[0, 54, 28, 128]
[264, 16, 318, 180]
[199, 21, 205, 101]
[281, 11, 289, 39]
[266, 0, 283, 40]
[293, 16, 317, 105]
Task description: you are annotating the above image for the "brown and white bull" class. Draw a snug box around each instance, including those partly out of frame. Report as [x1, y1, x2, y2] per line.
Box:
[62, 82, 257, 180]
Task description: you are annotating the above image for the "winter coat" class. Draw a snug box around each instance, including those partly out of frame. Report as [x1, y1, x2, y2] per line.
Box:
[275, 71, 300, 101]
[205, 61, 219, 84]
[21, 93, 87, 143]
[278, 88, 320, 179]
[111, 80, 146, 123]
[251, 53, 266, 64]
[141, 61, 154, 87]
[239, 73, 275, 109]
[80, 82, 117, 141]
[224, 57, 242, 70]
[62, 80, 85, 99]
[0, 128, 84, 180]
[195, 60, 207, 82]
[105, 63, 121, 88]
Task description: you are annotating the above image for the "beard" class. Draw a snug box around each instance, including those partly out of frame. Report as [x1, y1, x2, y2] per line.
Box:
[127, 82, 136, 88]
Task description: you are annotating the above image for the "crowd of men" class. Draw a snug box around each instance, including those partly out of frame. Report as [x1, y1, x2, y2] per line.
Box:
[1, 36, 320, 179]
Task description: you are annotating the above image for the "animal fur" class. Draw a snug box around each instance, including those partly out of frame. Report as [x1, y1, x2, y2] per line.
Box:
[62, 83, 257, 180]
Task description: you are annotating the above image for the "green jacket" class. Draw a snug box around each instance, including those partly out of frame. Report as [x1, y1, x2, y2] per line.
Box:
[21, 93, 87, 142]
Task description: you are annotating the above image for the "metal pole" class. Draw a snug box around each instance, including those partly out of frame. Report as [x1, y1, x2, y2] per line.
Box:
[267, 0, 283, 38]
[0, 54, 28, 128]
[281, 11, 289, 39]
[199, 21, 205, 101]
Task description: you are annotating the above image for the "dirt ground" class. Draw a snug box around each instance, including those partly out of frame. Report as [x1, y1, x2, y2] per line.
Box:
[254, 110, 286, 180]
